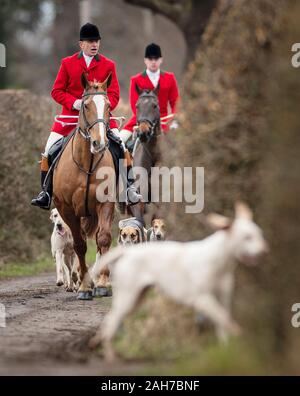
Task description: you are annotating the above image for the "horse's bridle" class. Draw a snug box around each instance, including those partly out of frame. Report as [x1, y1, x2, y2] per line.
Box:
[72, 90, 111, 217]
[136, 92, 161, 142]
[72, 90, 109, 176]
[77, 91, 109, 145]
[137, 118, 159, 141]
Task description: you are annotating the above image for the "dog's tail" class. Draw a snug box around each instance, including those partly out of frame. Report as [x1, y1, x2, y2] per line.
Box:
[81, 214, 98, 238]
[91, 247, 125, 282]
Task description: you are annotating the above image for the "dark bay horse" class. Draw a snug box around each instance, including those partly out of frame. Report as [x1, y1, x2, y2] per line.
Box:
[129, 84, 162, 219]
[53, 73, 115, 300]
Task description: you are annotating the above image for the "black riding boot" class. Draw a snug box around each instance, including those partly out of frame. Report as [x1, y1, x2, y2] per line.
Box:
[31, 138, 65, 210]
[31, 168, 53, 210]
[108, 129, 142, 205]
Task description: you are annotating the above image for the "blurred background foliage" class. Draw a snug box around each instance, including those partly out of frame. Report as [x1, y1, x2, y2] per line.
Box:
[0, 0, 299, 374]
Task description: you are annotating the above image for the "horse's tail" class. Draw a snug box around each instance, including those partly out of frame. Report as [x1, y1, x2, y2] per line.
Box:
[81, 215, 99, 238]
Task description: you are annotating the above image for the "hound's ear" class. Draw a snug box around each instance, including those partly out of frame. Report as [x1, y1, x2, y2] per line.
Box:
[135, 84, 143, 96]
[118, 233, 122, 244]
[206, 213, 232, 230]
[137, 229, 143, 243]
[136, 231, 141, 243]
[235, 201, 253, 220]
[101, 72, 112, 91]
[81, 72, 90, 90]
[153, 83, 160, 96]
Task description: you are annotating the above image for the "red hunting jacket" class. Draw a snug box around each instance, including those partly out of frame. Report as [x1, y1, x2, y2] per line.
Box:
[123, 70, 179, 133]
[51, 51, 120, 136]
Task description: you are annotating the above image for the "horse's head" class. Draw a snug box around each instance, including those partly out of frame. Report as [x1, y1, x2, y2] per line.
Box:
[79, 73, 112, 154]
[135, 84, 160, 142]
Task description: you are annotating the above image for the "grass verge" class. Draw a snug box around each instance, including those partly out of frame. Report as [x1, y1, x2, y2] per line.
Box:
[0, 240, 99, 280]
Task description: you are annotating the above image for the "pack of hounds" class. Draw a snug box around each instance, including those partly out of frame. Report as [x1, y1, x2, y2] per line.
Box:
[50, 209, 166, 292]
[50, 203, 269, 360]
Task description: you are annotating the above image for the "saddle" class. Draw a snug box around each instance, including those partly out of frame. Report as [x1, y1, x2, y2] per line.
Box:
[48, 136, 68, 168]
[107, 129, 124, 178]
[47, 129, 124, 173]
[126, 138, 136, 154]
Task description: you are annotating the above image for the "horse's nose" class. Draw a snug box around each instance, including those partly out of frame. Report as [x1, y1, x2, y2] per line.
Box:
[92, 140, 100, 149]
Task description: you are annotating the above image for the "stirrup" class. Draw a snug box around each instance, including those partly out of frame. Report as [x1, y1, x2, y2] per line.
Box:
[126, 186, 142, 206]
[31, 191, 51, 210]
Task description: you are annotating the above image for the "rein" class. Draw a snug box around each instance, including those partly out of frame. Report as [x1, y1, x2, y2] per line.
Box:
[78, 91, 108, 141]
[135, 91, 161, 164]
[136, 122, 161, 166]
[72, 90, 109, 217]
[71, 134, 108, 175]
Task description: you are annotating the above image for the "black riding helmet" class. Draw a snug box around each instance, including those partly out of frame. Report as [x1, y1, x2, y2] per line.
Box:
[80, 23, 101, 41]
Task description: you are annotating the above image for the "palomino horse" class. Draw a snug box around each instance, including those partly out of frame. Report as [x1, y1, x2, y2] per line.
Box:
[53, 73, 115, 300]
[130, 84, 162, 218]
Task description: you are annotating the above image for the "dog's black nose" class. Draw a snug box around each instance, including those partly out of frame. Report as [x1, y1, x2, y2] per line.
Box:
[156, 234, 161, 240]
[57, 223, 63, 230]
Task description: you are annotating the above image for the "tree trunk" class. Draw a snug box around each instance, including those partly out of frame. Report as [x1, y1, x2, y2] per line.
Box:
[50, 0, 80, 80]
[80, 0, 92, 25]
[125, 0, 218, 63]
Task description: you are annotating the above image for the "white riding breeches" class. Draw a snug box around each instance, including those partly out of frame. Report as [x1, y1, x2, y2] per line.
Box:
[111, 128, 127, 151]
[43, 129, 129, 158]
[43, 132, 64, 157]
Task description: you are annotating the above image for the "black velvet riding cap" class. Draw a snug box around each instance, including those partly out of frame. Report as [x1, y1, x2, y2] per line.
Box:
[80, 23, 101, 41]
[145, 43, 162, 59]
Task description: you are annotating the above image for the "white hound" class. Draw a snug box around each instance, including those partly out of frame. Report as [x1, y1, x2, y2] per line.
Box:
[90, 202, 269, 359]
[50, 208, 78, 291]
[147, 218, 166, 241]
[118, 217, 147, 246]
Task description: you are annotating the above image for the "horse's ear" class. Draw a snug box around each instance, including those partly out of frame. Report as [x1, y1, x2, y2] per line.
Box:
[102, 72, 112, 91]
[153, 83, 160, 96]
[81, 72, 89, 90]
[135, 84, 143, 96]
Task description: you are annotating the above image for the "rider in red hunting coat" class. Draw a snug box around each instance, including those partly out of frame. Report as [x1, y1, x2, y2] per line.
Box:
[50, 50, 119, 137]
[31, 23, 141, 209]
[119, 43, 180, 144]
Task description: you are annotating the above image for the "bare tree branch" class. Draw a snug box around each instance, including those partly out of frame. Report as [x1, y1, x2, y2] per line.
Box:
[125, 0, 188, 24]
[124, 0, 219, 62]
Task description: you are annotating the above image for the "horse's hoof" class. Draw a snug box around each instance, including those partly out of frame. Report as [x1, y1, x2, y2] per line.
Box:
[77, 290, 93, 300]
[93, 287, 113, 298]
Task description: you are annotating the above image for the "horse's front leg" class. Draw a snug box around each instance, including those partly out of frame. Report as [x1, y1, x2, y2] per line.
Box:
[93, 202, 114, 297]
[58, 207, 92, 300]
[129, 202, 146, 227]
